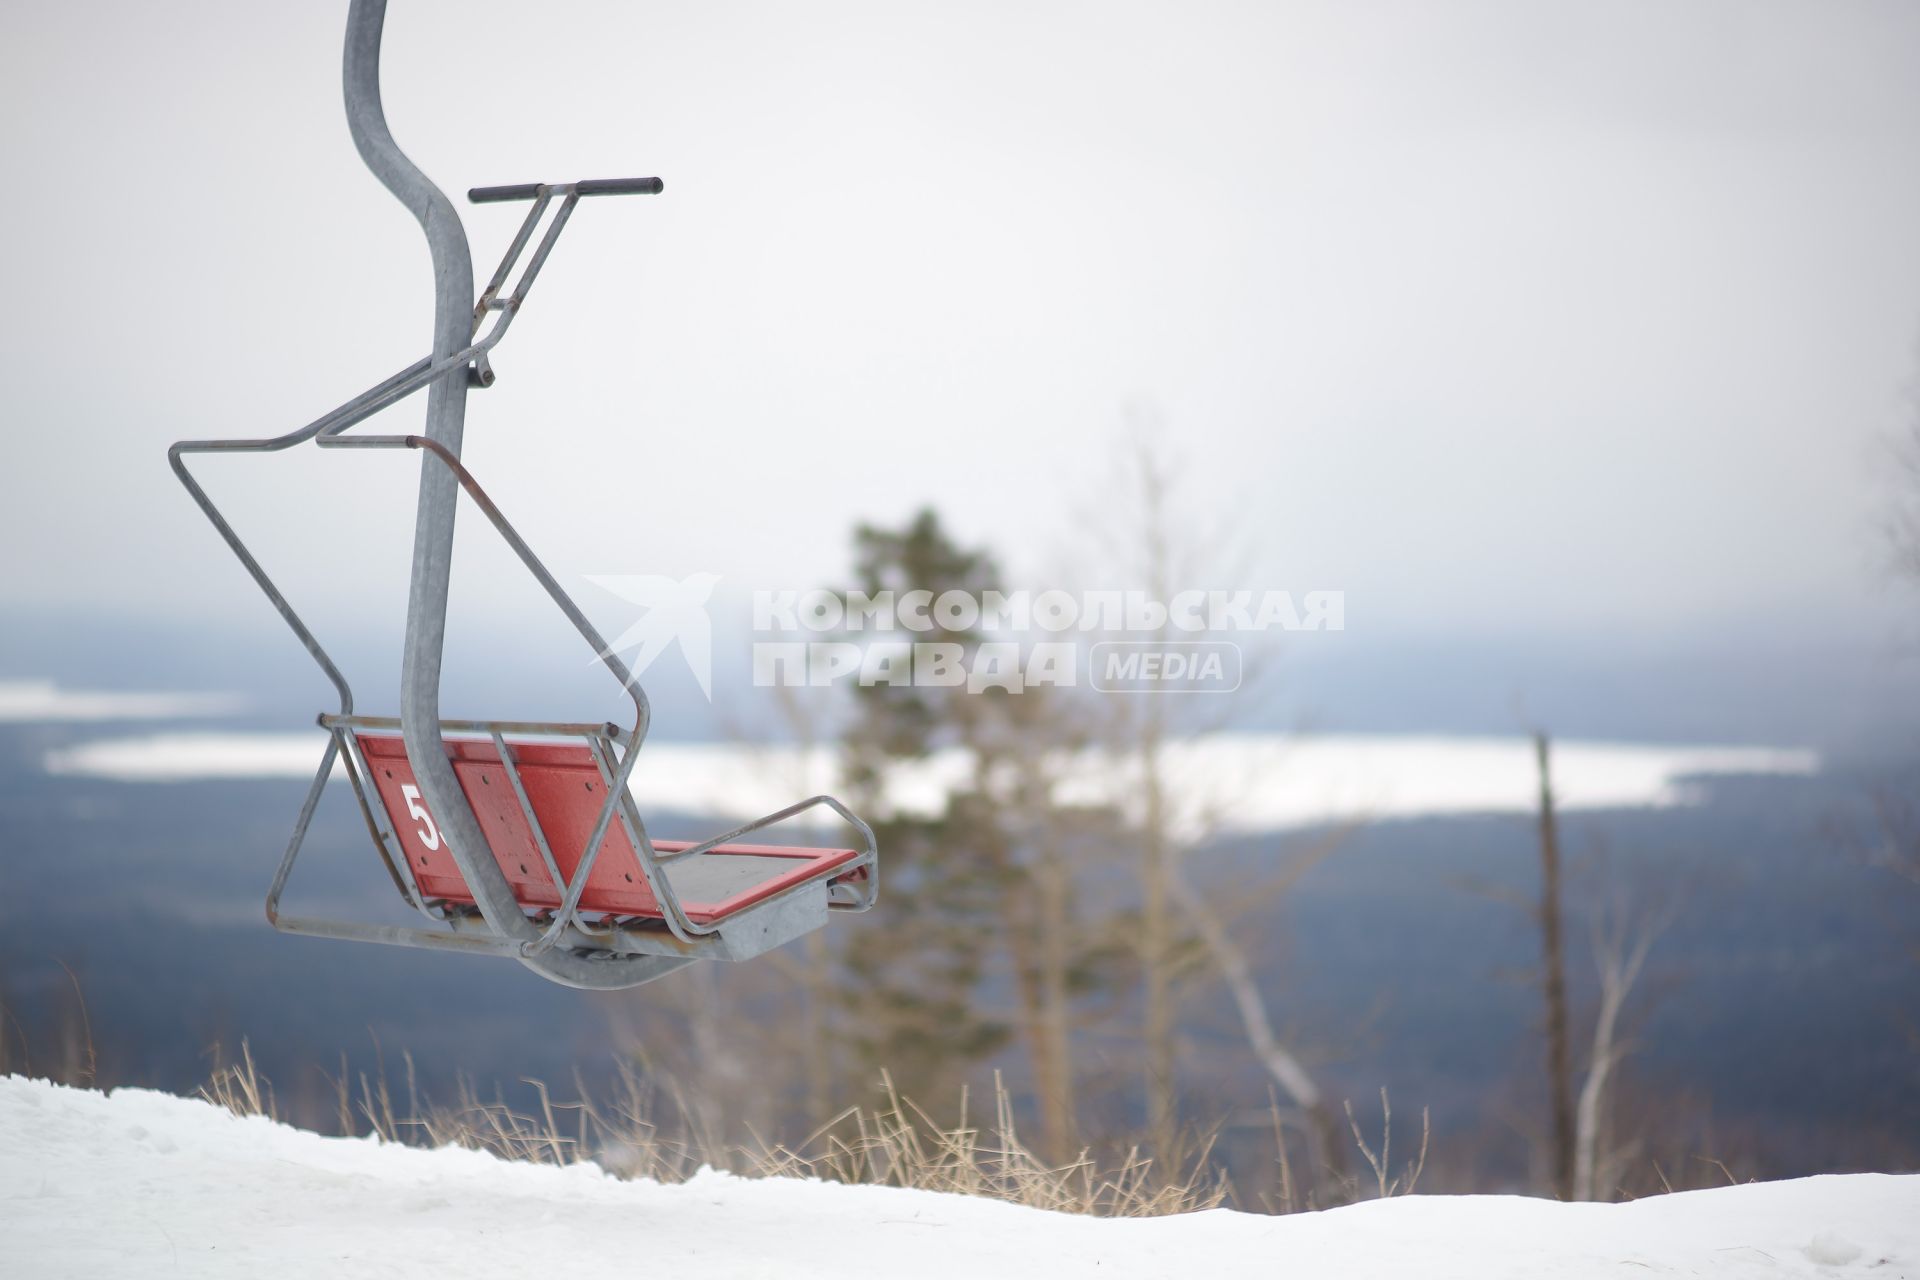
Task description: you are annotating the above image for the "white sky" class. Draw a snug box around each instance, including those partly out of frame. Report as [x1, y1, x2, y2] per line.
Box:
[4, 0, 1918, 650]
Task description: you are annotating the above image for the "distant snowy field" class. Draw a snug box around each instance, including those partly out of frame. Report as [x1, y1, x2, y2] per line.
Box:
[43, 724, 1818, 836]
[0, 679, 243, 722]
[1, 1077, 1912, 1279]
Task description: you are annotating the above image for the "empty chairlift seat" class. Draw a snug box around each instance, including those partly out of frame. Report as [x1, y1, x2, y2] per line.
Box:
[167, 1, 877, 988]
[355, 733, 868, 926]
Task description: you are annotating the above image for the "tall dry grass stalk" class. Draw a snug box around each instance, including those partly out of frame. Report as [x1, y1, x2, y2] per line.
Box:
[199, 1040, 275, 1121]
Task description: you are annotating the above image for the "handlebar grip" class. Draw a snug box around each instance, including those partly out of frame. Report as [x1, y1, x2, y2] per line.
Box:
[576, 177, 665, 197]
[467, 177, 664, 204]
[467, 183, 543, 204]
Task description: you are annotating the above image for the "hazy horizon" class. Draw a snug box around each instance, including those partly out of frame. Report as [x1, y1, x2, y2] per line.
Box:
[5, 0, 1919, 663]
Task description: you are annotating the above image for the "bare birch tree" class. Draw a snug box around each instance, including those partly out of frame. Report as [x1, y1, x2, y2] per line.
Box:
[1572, 888, 1666, 1201]
[1080, 421, 1343, 1186]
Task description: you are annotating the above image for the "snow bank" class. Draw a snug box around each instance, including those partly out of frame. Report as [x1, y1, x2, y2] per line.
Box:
[0, 679, 241, 723]
[41, 730, 1817, 836]
[2, 1076, 1912, 1279]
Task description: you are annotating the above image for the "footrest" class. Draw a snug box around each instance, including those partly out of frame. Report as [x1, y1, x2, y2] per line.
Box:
[355, 733, 859, 925]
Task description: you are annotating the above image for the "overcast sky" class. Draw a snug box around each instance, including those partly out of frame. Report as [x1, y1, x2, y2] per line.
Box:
[4, 0, 1918, 658]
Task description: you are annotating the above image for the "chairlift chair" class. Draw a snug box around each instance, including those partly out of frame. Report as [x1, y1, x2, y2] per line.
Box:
[167, 0, 877, 990]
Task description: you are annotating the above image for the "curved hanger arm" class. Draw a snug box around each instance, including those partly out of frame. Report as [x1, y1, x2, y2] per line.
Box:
[344, 0, 636, 989]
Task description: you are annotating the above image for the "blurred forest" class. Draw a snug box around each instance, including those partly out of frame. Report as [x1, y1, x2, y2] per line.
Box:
[586, 436, 1920, 1207]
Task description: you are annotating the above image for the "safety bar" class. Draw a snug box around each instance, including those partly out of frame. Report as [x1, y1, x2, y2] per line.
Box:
[170, 168, 656, 720]
[468, 177, 663, 203]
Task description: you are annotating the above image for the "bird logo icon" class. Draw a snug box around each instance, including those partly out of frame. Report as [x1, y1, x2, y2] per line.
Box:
[584, 572, 720, 700]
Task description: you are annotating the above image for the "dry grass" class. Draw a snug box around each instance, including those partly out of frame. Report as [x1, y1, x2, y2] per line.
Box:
[198, 1044, 1227, 1217]
[752, 1071, 1229, 1216]
[199, 1041, 275, 1120]
[1342, 1087, 1430, 1200]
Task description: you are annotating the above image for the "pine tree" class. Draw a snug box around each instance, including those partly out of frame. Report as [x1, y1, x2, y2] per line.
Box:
[831, 510, 1098, 1158]
[833, 510, 1017, 1106]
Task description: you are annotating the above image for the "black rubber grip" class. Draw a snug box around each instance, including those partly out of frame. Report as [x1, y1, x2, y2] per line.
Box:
[467, 177, 663, 204]
[576, 177, 664, 197]
[468, 183, 542, 203]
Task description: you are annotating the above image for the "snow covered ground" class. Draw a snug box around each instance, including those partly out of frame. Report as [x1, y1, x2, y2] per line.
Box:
[41, 729, 1817, 838]
[3, 1076, 1913, 1279]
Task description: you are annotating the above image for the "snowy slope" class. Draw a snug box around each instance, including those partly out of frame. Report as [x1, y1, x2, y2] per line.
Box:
[2, 1076, 1914, 1279]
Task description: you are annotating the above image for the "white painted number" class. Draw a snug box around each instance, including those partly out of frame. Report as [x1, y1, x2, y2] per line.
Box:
[398, 783, 442, 850]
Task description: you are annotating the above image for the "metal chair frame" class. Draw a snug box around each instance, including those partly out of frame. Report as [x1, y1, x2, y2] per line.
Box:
[166, 0, 876, 990]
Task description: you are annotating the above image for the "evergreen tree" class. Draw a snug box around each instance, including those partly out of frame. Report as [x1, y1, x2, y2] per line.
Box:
[834, 510, 1016, 1105]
